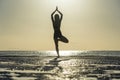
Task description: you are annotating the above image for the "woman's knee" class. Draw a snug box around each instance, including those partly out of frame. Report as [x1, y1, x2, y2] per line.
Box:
[61, 36, 69, 43]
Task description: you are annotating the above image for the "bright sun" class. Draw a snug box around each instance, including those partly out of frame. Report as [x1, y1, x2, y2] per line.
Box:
[50, 0, 76, 9]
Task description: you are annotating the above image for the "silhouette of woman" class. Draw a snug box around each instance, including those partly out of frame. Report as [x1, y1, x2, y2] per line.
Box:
[51, 7, 69, 57]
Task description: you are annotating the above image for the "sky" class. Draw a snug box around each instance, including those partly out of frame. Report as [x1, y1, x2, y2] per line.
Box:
[0, 0, 120, 50]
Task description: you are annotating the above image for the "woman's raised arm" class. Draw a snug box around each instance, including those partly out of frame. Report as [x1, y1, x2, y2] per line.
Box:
[51, 10, 56, 22]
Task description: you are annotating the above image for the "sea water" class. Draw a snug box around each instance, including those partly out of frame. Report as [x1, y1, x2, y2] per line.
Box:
[0, 51, 120, 80]
[0, 50, 120, 56]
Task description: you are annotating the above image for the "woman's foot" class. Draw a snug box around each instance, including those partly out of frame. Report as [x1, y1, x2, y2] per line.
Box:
[57, 55, 60, 58]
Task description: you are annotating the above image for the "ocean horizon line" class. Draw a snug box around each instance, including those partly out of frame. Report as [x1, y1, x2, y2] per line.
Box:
[0, 50, 120, 57]
[0, 50, 120, 51]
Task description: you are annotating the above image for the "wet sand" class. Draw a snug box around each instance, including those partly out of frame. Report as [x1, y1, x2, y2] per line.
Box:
[0, 56, 120, 80]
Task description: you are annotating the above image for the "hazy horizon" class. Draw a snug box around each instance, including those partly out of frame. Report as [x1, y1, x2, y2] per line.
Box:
[0, 0, 120, 50]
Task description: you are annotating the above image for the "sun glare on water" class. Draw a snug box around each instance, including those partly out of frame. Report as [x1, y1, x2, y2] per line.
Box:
[47, 51, 79, 56]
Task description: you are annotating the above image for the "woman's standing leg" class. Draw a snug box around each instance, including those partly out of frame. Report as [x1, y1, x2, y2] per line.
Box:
[54, 36, 60, 57]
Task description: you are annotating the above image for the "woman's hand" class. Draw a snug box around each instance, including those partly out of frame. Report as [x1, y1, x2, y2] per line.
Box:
[56, 6, 58, 11]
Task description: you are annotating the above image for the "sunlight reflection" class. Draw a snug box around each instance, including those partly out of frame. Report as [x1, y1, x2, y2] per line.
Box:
[47, 51, 80, 56]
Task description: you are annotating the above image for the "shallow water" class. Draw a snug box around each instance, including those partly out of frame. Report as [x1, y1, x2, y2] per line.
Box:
[0, 51, 120, 80]
[0, 56, 120, 80]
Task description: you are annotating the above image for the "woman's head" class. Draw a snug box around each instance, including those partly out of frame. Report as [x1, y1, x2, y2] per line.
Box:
[55, 14, 59, 20]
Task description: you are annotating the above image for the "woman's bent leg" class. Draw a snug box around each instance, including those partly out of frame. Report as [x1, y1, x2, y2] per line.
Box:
[59, 35, 69, 43]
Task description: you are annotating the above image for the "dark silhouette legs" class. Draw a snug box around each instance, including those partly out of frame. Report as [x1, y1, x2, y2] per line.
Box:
[54, 35, 69, 57]
[54, 38, 59, 57]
